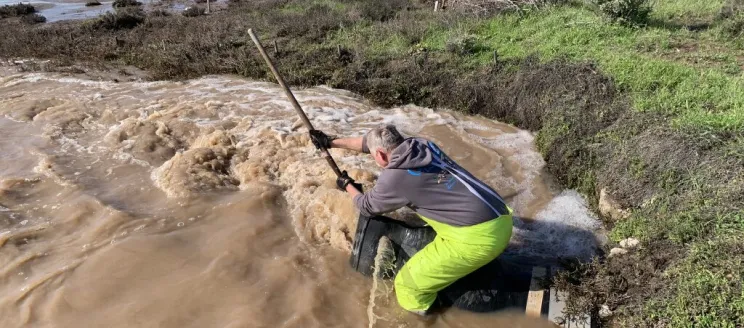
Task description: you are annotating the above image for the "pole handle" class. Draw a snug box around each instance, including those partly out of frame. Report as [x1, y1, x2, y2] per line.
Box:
[248, 29, 343, 178]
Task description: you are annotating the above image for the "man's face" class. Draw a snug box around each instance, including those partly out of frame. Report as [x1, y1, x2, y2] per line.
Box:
[373, 149, 389, 168]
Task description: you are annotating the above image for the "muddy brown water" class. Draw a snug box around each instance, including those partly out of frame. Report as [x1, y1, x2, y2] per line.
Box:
[0, 69, 603, 327]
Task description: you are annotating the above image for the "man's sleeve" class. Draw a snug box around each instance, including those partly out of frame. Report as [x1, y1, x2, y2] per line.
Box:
[353, 171, 408, 217]
[361, 134, 370, 154]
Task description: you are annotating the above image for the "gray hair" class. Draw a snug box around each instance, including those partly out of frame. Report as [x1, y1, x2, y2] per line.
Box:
[366, 125, 404, 154]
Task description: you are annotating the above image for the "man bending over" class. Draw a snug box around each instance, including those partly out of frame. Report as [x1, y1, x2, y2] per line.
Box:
[310, 125, 513, 315]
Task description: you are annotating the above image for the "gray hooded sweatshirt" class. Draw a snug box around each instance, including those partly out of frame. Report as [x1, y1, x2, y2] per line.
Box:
[353, 137, 511, 227]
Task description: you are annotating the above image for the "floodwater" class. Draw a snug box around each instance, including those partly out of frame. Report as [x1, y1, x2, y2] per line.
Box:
[0, 67, 603, 327]
[0, 0, 113, 23]
[1, 0, 225, 23]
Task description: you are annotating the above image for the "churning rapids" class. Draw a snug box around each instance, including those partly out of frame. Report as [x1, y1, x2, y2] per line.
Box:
[0, 67, 604, 328]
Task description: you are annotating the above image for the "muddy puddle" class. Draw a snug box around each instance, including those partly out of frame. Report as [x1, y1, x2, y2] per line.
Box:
[1, 0, 113, 23]
[0, 68, 603, 327]
[1, 0, 222, 23]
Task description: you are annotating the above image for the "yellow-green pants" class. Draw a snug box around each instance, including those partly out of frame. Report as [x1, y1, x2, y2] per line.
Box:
[393, 213, 513, 312]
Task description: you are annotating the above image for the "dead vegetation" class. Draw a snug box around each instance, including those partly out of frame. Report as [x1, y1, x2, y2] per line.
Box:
[182, 6, 205, 17]
[94, 8, 145, 30]
[112, 0, 142, 8]
[0, 3, 35, 18]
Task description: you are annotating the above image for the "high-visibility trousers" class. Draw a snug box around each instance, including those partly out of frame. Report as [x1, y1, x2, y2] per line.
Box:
[393, 212, 513, 312]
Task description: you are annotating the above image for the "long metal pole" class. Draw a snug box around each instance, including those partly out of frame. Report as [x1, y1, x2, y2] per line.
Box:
[247, 29, 343, 178]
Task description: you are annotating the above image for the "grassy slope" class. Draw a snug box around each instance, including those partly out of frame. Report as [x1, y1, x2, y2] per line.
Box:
[338, 4, 744, 133]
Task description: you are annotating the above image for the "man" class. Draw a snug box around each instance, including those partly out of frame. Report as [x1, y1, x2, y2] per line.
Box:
[309, 125, 513, 315]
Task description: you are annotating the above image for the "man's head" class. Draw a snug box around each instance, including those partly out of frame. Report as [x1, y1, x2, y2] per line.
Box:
[366, 125, 404, 168]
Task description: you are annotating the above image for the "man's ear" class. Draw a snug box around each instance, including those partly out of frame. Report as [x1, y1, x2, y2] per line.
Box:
[376, 149, 387, 162]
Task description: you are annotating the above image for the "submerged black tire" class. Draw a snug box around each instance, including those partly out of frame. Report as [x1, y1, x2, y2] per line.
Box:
[350, 215, 435, 277]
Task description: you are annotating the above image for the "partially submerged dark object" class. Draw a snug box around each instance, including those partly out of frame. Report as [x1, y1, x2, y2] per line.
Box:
[350, 215, 542, 312]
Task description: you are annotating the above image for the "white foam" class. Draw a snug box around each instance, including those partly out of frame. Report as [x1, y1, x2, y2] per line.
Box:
[509, 190, 602, 261]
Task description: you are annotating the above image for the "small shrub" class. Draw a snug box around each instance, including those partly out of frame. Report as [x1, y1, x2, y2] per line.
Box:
[355, 0, 411, 21]
[112, 0, 142, 8]
[150, 9, 170, 17]
[719, 0, 744, 19]
[594, 0, 652, 26]
[85, 1, 102, 6]
[721, 14, 744, 37]
[21, 13, 46, 24]
[445, 34, 478, 56]
[182, 6, 205, 17]
[0, 3, 36, 18]
[95, 8, 145, 29]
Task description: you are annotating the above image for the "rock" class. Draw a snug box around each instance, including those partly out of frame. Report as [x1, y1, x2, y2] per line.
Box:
[609, 247, 627, 257]
[598, 188, 630, 221]
[620, 237, 640, 249]
[599, 305, 613, 318]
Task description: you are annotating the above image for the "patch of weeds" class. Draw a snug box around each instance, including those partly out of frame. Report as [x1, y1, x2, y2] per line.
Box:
[723, 136, 744, 160]
[150, 9, 170, 17]
[445, 33, 479, 56]
[628, 156, 645, 179]
[21, 13, 45, 24]
[720, 13, 744, 37]
[593, 0, 652, 26]
[182, 6, 205, 17]
[354, 0, 412, 21]
[535, 117, 569, 154]
[268, 3, 351, 41]
[0, 3, 35, 18]
[652, 235, 744, 327]
[112, 0, 142, 8]
[94, 8, 145, 29]
[652, 0, 725, 25]
[719, 0, 744, 19]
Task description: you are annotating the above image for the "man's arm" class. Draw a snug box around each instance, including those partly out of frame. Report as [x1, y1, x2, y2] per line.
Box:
[346, 183, 362, 197]
[332, 137, 368, 153]
[350, 172, 409, 217]
[310, 130, 370, 154]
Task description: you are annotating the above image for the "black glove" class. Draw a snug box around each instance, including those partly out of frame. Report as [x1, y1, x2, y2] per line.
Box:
[336, 171, 363, 192]
[309, 129, 335, 150]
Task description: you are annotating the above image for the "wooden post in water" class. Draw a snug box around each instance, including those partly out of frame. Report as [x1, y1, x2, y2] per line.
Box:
[526, 267, 546, 317]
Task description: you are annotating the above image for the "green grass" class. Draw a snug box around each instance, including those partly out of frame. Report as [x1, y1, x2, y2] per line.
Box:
[280, 0, 349, 13]
[416, 6, 744, 133]
[332, 23, 414, 58]
[659, 234, 744, 328]
[651, 0, 726, 23]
